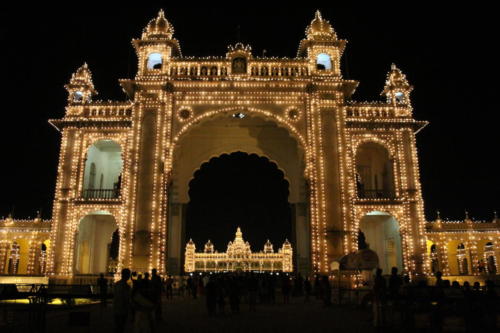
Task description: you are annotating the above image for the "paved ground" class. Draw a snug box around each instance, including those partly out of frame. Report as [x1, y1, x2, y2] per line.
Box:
[6, 295, 376, 333]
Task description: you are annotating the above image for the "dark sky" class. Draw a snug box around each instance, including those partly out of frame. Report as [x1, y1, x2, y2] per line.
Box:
[0, 4, 497, 223]
[186, 152, 291, 249]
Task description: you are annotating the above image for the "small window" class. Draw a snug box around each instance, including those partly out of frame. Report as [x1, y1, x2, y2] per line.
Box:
[395, 92, 404, 103]
[316, 53, 332, 70]
[73, 91, 83, 102]
[147, 53, 163, 70]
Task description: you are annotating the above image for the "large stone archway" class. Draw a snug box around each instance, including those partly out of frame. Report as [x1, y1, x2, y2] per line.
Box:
[167, 112, 311, 274]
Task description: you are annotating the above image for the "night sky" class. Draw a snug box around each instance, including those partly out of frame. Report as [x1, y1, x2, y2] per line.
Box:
[0, 4, 497, 231]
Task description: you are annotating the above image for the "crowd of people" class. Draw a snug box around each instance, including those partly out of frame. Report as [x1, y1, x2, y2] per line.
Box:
[110, 269, 335, 332]
[371, 268, 499, 329]
[108, 267, 499, 332]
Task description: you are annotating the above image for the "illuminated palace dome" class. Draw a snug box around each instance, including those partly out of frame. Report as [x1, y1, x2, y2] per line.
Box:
[184, 228, 293, 272]
[141, 9, 174, 39]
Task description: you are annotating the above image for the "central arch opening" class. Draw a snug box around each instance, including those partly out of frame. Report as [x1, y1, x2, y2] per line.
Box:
[185, 152, 292, 252]
[168, 113, 310, 275]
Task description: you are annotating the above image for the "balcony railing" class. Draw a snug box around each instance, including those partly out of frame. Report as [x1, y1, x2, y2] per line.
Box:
[82, 189, 120, 200]
[357, 189, 396, 199]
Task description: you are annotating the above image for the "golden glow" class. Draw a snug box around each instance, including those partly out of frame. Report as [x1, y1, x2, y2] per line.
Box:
[0, 10, 496, 281]
[184, 228, 293, 273]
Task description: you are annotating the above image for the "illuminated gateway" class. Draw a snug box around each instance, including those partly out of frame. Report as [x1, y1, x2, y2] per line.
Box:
[184, 228, 293, 272]
[0, 10, 499, 280]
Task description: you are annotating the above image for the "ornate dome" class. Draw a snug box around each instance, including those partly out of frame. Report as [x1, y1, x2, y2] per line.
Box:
[306, 10, 337, 40]
[142, 9, 174, 39]
[68, 63, 94, 89]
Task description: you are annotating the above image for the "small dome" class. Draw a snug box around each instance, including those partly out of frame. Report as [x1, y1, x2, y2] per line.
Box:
[142, 9, 174, 39]
[306, 10, 337, 40]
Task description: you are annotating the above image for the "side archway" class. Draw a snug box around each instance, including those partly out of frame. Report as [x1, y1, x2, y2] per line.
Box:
[74, 211, 119, 275]
[358, 211, 403, 274]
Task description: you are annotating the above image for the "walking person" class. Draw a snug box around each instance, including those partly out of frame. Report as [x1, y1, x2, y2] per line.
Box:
[304, 277, 312, 302]
[97, 273, 108, 306]
[282, 275, 291, 304]
[165, 275, 174, 299]
[321, 275, 331, 307]
[113, 268, 131, 333]
[373, 268, 386, 328]
[150, 269, 163, 321]
[132, 277, 155, 333]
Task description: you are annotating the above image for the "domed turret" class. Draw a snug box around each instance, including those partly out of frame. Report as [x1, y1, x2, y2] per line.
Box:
[141, 9, 174, 39]
[298, 11, 345, 76]
[263, 239, 274, 253]
[204, 239, 214, 253]
[186, 238, 196, 251]
[64, 63, 96, 104]
[131, 10, 182, 78]
[382, 63, 413, 106]
[306, 10, 337, 41]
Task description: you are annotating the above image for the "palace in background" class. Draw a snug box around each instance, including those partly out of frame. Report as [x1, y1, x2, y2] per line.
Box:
[0, 10, 499, 281]
[184, 228, 293, 273]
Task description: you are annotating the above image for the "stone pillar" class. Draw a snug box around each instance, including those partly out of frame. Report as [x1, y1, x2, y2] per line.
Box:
[321, 106, 344, 266]
[400, 130, 428, 275]
[293, 203, 311, 275]
[48, 129, 80, 275]
[167, 202, 186, 275]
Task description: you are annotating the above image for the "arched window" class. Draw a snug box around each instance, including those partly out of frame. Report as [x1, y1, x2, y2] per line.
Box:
[8, 242, 20, 275]
[73, 91, 84, 102]
[83, 140, 122, 199]
[210, 66, 218, 76]
[484, 242, 497, 274]
[395, 92, 405, 103]
[39, 243, 47, 274]
[147, 53, 163, 70]
[355, 142, 395, 199]
[430, 244, 439, 273]
[456, 243, 468, 275]
[316, 53, 332, 70]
